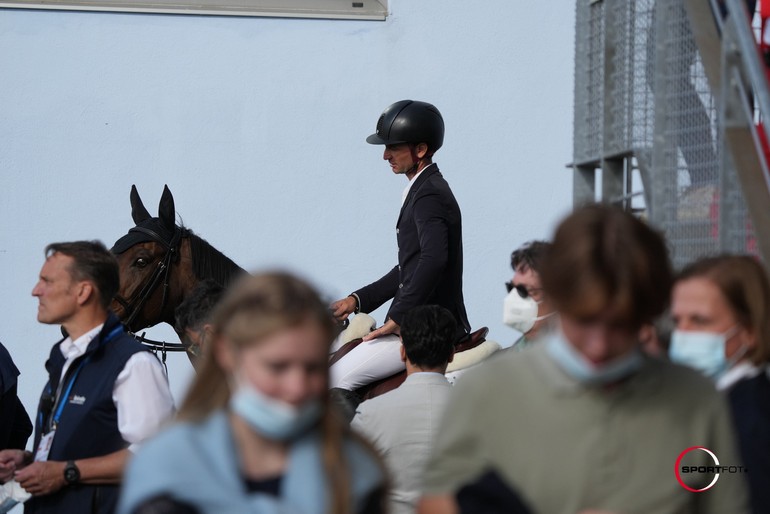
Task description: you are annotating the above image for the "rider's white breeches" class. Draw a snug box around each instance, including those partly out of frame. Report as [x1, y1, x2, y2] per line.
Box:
[329, 334, 405, 390]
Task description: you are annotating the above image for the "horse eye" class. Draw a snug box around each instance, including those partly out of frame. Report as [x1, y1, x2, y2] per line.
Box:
[135, 258, 148, 268]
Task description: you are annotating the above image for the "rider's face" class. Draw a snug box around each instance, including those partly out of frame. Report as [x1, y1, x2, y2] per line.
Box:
[383, 143, 416, 175]
[221, 320, 329, 407]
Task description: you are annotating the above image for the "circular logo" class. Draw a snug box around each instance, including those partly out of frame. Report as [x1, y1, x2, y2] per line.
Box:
[675, 446, 720, 492]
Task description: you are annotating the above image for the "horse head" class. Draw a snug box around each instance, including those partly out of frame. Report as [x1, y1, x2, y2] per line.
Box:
[111, 185, 189, 332]
[111, 185, 245, 343]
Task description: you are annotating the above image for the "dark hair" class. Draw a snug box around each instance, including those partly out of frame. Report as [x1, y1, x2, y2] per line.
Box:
[541, 204, 673, 331]
[676, 255, 770, 365]
[400, 305, 457, 368]
[45, 241, 119, 310]
[174, 279, 225, 334]
[510, 240, 552, 274]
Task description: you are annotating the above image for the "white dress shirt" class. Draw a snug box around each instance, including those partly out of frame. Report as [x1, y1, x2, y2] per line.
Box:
[717, 360, 770, 391]
[401, 165, 428, 206]
[57, 324, 175, 452]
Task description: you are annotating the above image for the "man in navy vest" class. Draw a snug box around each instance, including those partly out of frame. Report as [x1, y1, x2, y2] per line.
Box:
[0, 241, 174, 514]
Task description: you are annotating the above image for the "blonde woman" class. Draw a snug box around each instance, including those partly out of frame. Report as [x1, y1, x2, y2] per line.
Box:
[118, 272, 386, 514]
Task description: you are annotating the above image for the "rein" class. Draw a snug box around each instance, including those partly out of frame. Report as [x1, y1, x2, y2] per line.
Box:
[114, 226, 189, 357]
[131, 332, 189, 373]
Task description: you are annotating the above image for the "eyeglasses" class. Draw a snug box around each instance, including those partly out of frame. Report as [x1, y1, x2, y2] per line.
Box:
[505, 281, 542, 300]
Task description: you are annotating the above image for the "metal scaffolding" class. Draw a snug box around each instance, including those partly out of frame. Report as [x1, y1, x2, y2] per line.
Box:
[572, 0, 760, 268]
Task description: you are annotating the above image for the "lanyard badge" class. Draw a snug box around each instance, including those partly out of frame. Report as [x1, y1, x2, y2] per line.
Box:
[33, 325, 124, 461]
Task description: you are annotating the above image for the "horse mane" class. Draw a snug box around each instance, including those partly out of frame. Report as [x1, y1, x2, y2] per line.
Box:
[182, 227, 246, 287]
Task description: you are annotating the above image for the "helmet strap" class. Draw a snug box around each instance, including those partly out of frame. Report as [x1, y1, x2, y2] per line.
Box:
[407, 143, 432, 175]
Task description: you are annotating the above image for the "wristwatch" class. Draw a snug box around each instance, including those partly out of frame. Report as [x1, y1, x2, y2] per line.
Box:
[63, 460, 80, 485]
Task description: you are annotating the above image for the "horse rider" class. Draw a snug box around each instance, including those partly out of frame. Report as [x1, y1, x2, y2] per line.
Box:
[330, 99, 471, 391]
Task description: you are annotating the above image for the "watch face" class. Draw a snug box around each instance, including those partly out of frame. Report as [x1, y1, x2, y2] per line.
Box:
[64, 462, 80, 483]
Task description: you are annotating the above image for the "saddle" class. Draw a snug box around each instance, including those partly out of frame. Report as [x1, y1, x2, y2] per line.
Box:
[330, 320, 492, 403]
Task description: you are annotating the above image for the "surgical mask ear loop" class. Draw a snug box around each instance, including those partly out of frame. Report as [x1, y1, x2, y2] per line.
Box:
[724, 325, 750, 369]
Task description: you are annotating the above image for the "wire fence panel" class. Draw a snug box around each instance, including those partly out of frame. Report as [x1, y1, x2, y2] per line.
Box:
[573, 0, 758, 268]
[573, 0, 605, 165]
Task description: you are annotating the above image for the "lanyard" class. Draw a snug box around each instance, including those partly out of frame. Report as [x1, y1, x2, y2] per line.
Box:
[47, 325, 124, 431]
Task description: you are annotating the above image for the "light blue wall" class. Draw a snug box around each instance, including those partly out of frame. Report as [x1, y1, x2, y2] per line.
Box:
[0, 1, 574, 424]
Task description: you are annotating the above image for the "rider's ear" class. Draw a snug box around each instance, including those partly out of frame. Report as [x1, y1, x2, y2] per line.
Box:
[415, 143, 429, 160]
[399, 344, 407, 364]
[158, 185, 176, 233]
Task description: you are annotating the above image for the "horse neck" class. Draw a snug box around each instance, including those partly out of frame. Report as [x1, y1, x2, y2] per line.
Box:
[155, 233, 244, 333]
[185, 232, 245, 286]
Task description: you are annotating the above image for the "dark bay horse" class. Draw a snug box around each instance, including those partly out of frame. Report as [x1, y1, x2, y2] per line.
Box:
[110, 185, 493, 408]
[110, 185, 244, 361]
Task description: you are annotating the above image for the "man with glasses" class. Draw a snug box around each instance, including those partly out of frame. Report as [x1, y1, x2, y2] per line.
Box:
[503, 241, 555, 350]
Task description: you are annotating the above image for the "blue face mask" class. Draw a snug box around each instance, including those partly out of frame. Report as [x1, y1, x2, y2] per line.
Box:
[546, 330, 644, 386]
[229, 379, 322, 441]
[669, 327, 742, 379]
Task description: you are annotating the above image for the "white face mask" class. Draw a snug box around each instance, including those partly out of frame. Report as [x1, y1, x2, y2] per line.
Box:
[503, 288, 552, 334]
[229, 375, 322, 441]
[669, 326, 745, 379]
[545, 329, 644, 385]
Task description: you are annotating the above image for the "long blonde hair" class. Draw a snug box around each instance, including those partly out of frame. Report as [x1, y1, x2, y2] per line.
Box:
[178, 271, 378, 514]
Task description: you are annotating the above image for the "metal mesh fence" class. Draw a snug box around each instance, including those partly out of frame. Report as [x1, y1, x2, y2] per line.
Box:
[630, 0, 656, 152]
[573, 0, 604, 165]
[573, 0, 758, 268]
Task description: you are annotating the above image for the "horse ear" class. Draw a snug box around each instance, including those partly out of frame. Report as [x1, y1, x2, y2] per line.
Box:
[130, 185, 152, 224]
[158, 185, 176, 232]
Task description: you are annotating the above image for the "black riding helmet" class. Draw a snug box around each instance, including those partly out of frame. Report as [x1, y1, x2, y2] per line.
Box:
[366, 100, 444, 154]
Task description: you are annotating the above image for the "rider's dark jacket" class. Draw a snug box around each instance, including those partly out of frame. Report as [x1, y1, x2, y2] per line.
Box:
[26, 313, 149, 514]
[353, 164, 470, 340]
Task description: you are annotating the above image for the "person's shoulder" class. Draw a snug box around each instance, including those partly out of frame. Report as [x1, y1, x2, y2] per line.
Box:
[112, 330, 148, 349]
[728, 370, 770, 408]
[477, 343, 538, 374]
[121, 415, 229, 514]
[354, 387, 403, 417]
[646, 356, 714, 386]
[0, 341, 19, 393]
[134, 413, 226, 467]
[107, 330, 157, 361]
[642, 357, 723, 404]
[450, 346, 536, 400]
[420, 167, 450, 189]
[0, 341, 11, 362]
[342, 433, 386, 490]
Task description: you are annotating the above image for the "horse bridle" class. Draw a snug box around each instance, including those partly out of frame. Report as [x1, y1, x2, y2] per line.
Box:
[113, 226, 188, 355]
